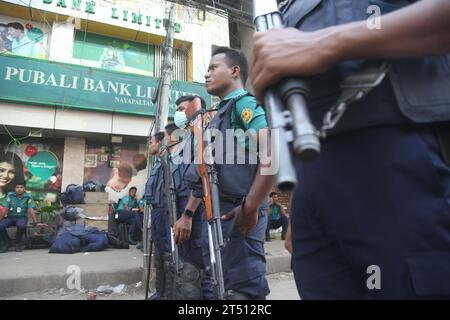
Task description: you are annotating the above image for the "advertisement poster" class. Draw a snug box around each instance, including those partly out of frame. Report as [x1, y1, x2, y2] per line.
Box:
[73, 31, 155, 75]
[83, 143, 147, 202]
[0, 137, 64, 205]
[0, 15, 49, 59]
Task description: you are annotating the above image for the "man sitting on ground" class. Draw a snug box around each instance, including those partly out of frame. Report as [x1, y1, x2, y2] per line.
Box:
[115, 186, 139, 245]
[265, 192, 289, 242]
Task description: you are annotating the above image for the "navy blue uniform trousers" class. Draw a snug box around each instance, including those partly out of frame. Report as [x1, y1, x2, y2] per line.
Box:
[0, 216, 28, 243]
[266, 215, 289, 239]
[176, 197, 214, 299]
[220, 203, 269, 299]
[291, 124, 450, 299]
[151, 207, 171, 254]
[176, 197, 207, 268]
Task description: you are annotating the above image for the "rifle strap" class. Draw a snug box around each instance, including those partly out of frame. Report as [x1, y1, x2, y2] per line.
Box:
[320, 60, 391, 138]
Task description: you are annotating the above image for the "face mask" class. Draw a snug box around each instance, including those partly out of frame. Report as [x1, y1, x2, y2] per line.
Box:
[174, 111, 188, 129]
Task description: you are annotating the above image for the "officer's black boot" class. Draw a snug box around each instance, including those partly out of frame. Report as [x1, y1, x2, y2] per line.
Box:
[128, 236, 137, 245]
[265, 227, 271, 242]
[225, 290, 265, 300]
[0, 229, 12, 253]
[15, 241, 25, 252]
[106, 233, 129, 249]
[149, 249, 166, 300]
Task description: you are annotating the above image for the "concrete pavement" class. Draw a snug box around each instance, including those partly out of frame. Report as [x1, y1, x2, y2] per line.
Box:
[0, 238, 291, 297]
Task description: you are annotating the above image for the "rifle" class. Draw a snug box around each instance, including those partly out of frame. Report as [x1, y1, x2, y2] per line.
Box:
[185, 98, 226, 300]
[253, 0, 321, 192]
[159, 145, 181, 275]
[143, 204, 153, 300]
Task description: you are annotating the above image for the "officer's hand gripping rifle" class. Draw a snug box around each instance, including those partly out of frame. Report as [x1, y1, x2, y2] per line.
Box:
[253, 0, 321, 192]
[159, 145, 181, 275]
[185, 98, 226, 300]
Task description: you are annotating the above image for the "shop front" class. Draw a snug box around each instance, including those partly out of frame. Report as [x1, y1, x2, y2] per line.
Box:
[0, 0, 229, 207]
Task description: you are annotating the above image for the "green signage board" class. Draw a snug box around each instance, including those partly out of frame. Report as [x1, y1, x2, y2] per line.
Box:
[26, 151, 58, 181]
[0, 54, 211, 116]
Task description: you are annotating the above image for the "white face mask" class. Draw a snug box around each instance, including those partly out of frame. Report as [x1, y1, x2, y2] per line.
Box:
[174, 111, 188, 129]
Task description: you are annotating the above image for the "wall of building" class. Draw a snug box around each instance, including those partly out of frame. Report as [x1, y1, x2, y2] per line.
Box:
[0, 0, 233, 207]
[61, 136, 86, 190]
[2, 0, 229, 83]
[0, 103, 153, 137]
[238, 23, 256, 93]
[0, 0, 229, 138]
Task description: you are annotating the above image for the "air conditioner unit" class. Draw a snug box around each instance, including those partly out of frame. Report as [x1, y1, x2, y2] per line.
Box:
[111, 136, 123, 143]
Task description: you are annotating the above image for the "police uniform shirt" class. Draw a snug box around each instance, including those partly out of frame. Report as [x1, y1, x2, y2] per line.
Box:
[138, 198, 145, 209]
[269, 203, 283, 221]
[219, 88, 267, 132]
[117, 195, 138, 211]
[2, 192, 35, 217]
[218, 88, 268, 152]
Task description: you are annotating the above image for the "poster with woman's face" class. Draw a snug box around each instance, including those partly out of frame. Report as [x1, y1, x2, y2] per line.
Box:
[0, 138, 64, 205]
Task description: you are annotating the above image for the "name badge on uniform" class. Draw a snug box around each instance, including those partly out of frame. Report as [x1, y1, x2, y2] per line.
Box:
[16, 207, 21, 213]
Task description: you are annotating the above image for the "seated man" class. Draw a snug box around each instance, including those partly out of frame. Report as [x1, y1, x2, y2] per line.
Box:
[265, 192, 289, 242]
[136, 197, 145, 231]
[115, 186, 139, 245]
[0, 182, 44, 252]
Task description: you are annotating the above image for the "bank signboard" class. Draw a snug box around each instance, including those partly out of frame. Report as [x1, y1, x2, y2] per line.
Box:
[0, 54, 211, 116]
[2, 0, 184, 36]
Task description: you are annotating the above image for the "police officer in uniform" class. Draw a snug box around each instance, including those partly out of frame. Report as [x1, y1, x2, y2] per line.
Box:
[177, 47, 276, 300]
[251, 0, 450, 299]
[165, 121, 213, 300]
[144, 132, 172, 300]
[0, 182, 43, 252]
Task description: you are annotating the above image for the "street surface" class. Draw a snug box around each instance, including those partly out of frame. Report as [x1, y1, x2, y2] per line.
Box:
[2, 272, 300, 300]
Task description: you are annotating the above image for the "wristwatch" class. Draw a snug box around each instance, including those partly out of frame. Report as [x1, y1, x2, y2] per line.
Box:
[183, 209, 194, 218]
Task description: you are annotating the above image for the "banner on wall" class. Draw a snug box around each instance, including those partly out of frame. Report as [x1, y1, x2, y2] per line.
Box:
[0, 138, 63, 205]
[83, 143, 147, 203]
[73, 32, 155, 76]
